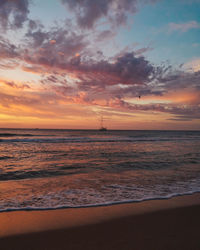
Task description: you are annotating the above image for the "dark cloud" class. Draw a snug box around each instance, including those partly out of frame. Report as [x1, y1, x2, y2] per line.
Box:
[24, 27, 87, 67]
[26, 50, 156, 87]
[0, 37, 19, 59]
[106, 84, 163, 100]
[0, 36, 20, 69]
[0, 0, 29, 30]
[159, 70, 200, 91]
[28, 19, 40, 31]
[26, 29, 50, 48]
[35, 51, 164, 109]
[61, 0, 156, 29]
[0, 79, 30, 89]
[106, 52, 155, 85]
[36, 52, 200, 121]
[109, 99, 200, 121]
[61, 0, 110, 29]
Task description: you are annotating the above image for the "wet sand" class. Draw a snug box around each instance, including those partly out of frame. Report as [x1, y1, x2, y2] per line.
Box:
[0, 193, 200, 250]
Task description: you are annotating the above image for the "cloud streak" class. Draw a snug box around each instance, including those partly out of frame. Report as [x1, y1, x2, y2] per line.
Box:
[0, 37, 19, 59]
[0, 79, 30, 89]
[168, 21, 200, 32]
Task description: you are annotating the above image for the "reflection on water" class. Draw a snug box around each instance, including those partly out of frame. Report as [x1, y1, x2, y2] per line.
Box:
[0, 129, 200, 211]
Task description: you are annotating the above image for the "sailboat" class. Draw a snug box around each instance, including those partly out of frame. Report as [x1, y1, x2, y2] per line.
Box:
[99, 116, 107, 131]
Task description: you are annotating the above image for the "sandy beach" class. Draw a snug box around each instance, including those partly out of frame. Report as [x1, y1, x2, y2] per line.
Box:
[0, 193, 200, 250]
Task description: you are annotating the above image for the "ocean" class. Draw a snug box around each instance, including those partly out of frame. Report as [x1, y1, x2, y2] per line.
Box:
[0, 129, 200, 212]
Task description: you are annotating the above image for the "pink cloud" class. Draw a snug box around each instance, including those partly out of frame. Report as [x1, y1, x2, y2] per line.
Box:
[168, 21, 200, 32]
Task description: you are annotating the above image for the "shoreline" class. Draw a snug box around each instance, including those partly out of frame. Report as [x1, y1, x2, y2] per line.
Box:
[1, 193, 200, 249]
[1, 190, 200, 213]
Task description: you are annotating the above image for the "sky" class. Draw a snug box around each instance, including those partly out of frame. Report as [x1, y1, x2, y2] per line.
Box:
[0, 0, 200, 130]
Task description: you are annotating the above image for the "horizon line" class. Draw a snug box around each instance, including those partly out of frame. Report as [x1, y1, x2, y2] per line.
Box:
[0, 128, 200, 131]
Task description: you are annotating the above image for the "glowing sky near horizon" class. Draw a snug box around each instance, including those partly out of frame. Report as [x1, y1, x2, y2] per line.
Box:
[0, 0, 200, 129]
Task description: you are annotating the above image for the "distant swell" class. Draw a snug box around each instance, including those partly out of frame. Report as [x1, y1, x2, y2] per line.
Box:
[0, 137, 198, 143]
[0, 156, 12, 160]
[0, 133, 35, 137]
[0, 170, 69, 181]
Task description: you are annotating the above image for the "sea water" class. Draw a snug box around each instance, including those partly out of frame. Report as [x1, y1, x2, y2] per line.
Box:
[0, 129, 200, 211]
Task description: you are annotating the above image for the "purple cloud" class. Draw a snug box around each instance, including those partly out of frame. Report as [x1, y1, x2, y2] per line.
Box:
[0, 37, 19, 59]
[0, 0, 29, 30]
[77, 52, 156, 85]
[28, 50, 158, 100]
[95, 30, 116, 42]
[36, 51, 200, 122]
[108, 99, 200, 121]
[61, 0, 157, 29]
[26, 29, 50, 48]
[24, 27, 87, 63]
[158, 70, 200, 91]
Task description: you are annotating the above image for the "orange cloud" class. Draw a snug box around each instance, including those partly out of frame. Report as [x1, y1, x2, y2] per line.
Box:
[184, 58, 200, 72]
[50, 39, 56, 44]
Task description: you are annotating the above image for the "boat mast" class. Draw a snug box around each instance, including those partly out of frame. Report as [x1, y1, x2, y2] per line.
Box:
[100, 116, 103, 128]
[99, 116, 107, 131]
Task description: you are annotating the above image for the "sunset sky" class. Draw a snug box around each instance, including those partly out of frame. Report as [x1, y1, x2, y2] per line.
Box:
[0, 0, 200, 130]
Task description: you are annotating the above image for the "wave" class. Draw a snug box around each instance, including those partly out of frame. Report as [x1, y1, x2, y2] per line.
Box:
[0, 133, 36, 137]
[0, 156, 12, 160]
[0, 133, 56, 138]
[0, 136, 199, 143]
[0, 190, 200, 213]
[0, 170, 81, 181]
